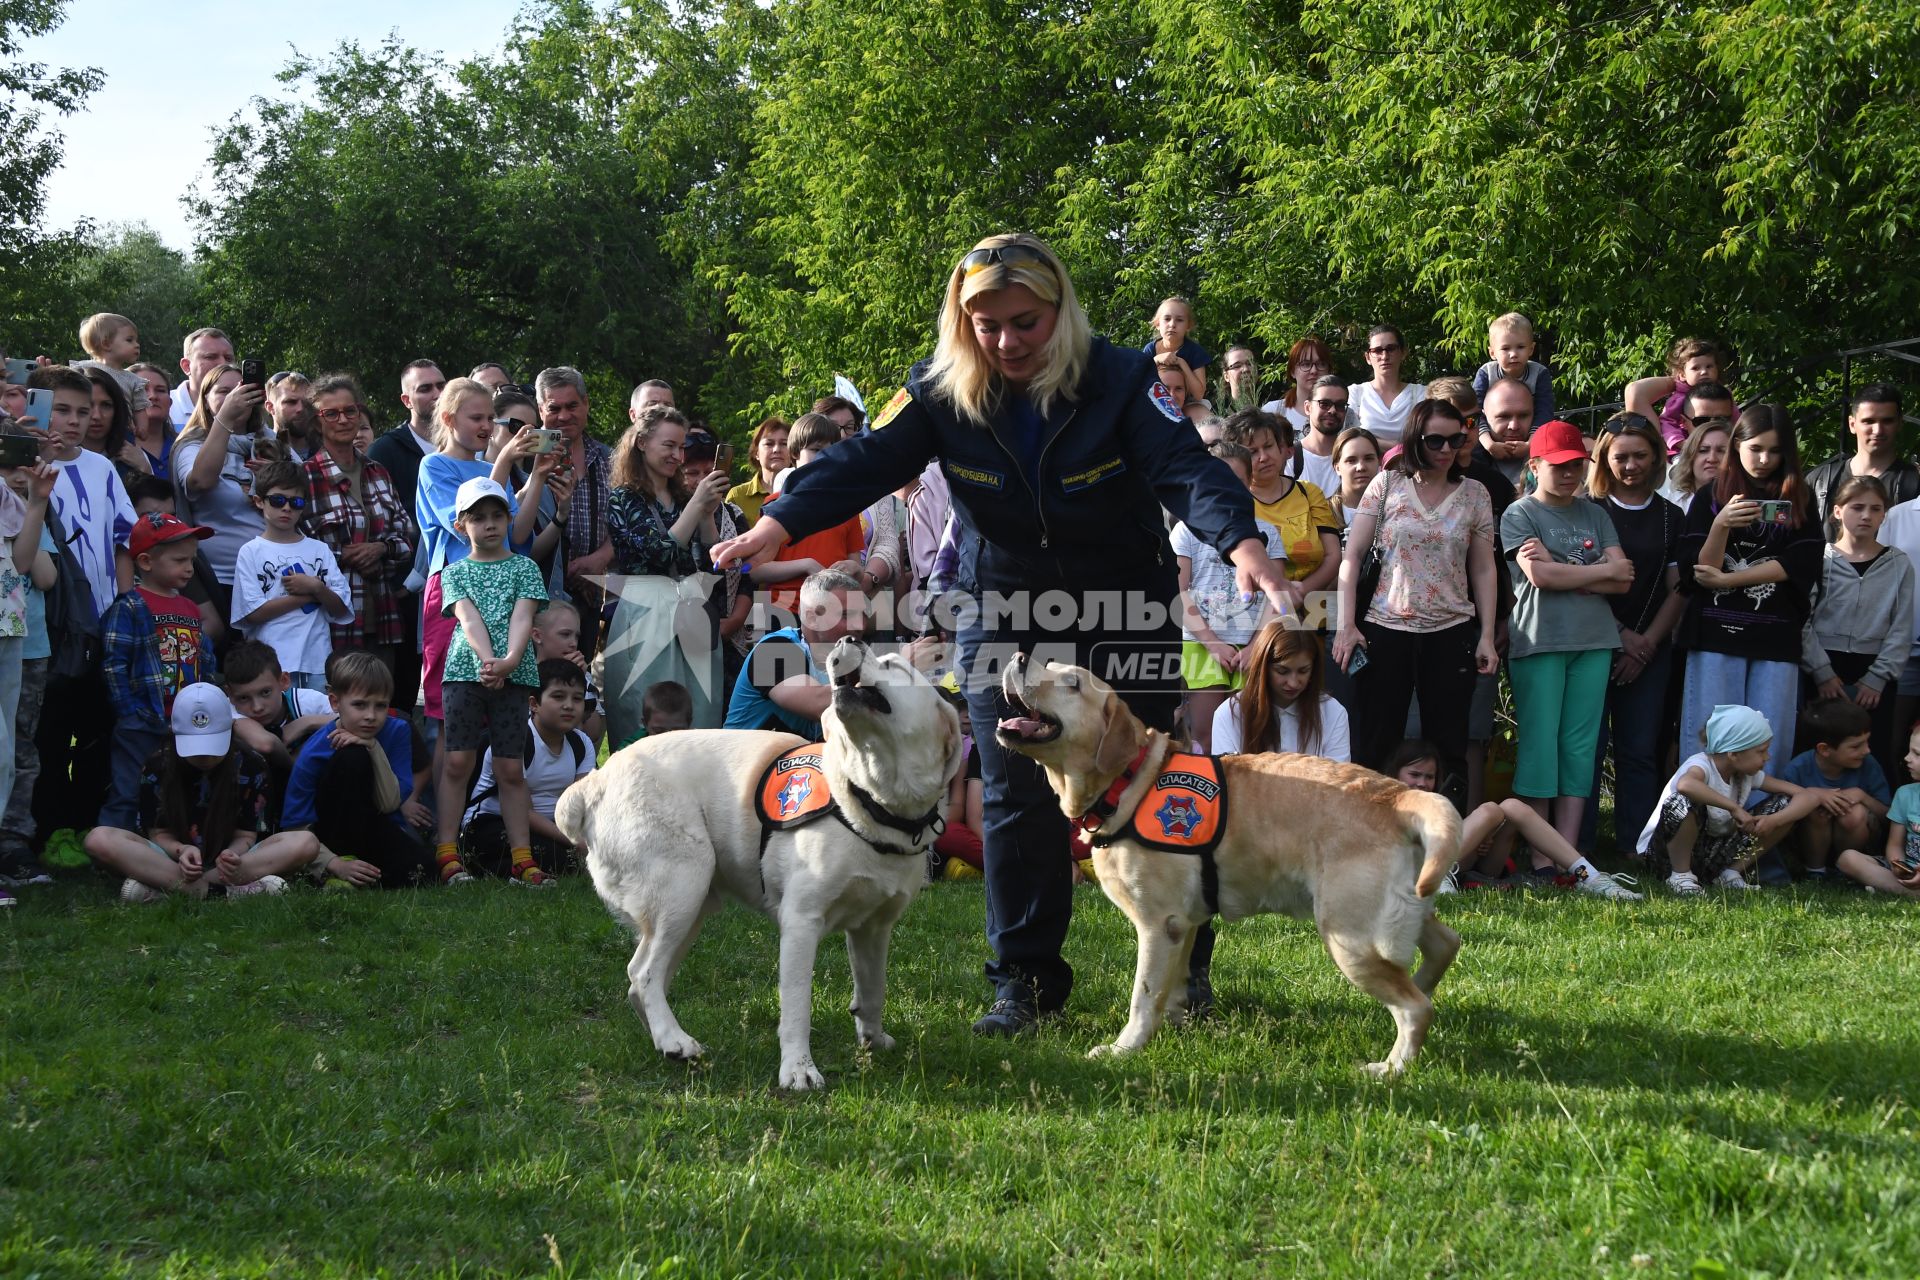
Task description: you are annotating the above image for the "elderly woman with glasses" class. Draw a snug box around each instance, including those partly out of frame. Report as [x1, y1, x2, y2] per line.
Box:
[299, 374, 418, 672]
[1333, 399, 1500, 807]
[713, 232, 1287, 1037]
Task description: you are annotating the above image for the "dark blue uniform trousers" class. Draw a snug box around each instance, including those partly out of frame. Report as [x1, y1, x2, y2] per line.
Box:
[959, 588, 1186, 1010]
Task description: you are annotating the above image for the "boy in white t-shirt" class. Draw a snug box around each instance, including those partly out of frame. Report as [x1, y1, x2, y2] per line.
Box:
[459, 658, 595, 878]
[1171, 439, 1286, 752]
[232, 460, 351, 689]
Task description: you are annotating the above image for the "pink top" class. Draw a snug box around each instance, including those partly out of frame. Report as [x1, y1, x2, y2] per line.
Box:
[1356, 469, 1493, 633]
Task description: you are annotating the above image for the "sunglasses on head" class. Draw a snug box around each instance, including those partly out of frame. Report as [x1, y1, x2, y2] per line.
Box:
[262, 493, 307, 510]
[1421, 432, 1470, 453]
[960, 243, 1052, 277]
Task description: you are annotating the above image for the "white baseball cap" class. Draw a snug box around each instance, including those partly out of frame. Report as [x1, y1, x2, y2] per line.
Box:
[454, 476, 512, 517]
[171, 682, 233, 759]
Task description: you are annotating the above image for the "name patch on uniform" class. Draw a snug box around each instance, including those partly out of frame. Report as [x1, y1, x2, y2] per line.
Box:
[757, 744, 836, 830]
[1061, 456, 1127, 492]
[1148, 381, 1184, 422]
[945, 462, 1005, 490]
[872, 388, 912, 430]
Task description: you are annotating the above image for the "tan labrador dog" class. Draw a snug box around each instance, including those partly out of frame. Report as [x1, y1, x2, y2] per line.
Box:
[558, 637, 963, 1090]
[995, 654, 1462, 1075]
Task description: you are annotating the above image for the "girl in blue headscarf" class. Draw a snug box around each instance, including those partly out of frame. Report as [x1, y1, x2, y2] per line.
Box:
[1637, 703, 1825, 895]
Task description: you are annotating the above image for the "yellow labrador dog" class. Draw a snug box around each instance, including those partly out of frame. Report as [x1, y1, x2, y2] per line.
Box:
[995, 654, 1462, 1076]
[558, 638, 963, 1090]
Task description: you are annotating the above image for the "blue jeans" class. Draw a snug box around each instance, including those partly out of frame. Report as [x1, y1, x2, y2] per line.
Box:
[1580, 644, 1674, 854]
[960, 584, 1181, 1010]
[1681, 650, 1800, 777]
[101, 719, 169, 833]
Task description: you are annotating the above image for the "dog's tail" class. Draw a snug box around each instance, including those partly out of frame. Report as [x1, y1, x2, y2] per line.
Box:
[1398, 789, 1464, 898]
[555, 768, 601, 857]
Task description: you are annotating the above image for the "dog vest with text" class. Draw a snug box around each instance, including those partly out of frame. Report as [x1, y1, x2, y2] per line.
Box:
[756, 743, 838, 831]
[1091, 752, 1228, 855]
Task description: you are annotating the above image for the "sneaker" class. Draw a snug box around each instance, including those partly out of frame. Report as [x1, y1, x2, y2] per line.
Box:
[1528, 864, 1577, 890]
[0, 849, 53, 887]
[1714, 867, 1758, 891]
[508, 865, 557, 890]
[445, 869, 476, 886]
[223, 874, 288, 899]
[0, 887, 14, 908]
[1435, 867, 1460, 895]
[1666, 871, 1706, 897]
[971, 993, 1044, 1037]
[1573, 867, 1643, 901]
[1185, 967, 1216, 1022]
[121, 878, 167, 904]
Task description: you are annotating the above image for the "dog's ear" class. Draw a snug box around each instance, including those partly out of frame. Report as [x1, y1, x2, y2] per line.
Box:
[1092, 691, 1144, 778]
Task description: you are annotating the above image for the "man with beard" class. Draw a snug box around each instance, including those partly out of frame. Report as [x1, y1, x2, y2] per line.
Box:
[1290, 374, 1347, 496]
[266, 371, 319, 460]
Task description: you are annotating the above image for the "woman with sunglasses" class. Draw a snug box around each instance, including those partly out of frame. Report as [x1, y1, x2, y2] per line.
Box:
[299, 374, 418, 674]
[712, 232, 1286, 1037]
[1347, 325, 1427, 447]
[1333, 400, 1500, 805]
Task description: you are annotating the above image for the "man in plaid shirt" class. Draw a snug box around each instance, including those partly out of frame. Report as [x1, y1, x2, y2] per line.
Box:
[537, 366, 613, 657]
[100, 513, 218, 828]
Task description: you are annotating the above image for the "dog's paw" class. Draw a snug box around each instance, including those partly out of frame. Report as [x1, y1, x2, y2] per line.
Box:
[656, 1032, 707, 1061]
[859, 1030, 897, 1053]
[1087, 1042, 1132, 1059]
[1361, 1060, 1404, 1080]
[778, 1058, 827, 1091]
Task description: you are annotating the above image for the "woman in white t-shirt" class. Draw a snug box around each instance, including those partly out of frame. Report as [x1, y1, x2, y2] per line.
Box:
[1348, 324, 1427, 447]
[1210, 622, 1349, 761]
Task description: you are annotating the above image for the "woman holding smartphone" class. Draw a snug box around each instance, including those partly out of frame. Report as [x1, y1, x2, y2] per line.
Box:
[1676, 404, 1823, 776]
[171, 363, 267, 623]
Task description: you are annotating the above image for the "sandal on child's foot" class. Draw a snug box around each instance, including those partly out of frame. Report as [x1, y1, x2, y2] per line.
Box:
[443, 867, 476, 886]
[509, 865, 556, 890]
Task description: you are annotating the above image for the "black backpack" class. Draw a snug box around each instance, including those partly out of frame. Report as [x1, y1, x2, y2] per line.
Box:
[41, 507, 104, 681]
[466, 728, 592, 813]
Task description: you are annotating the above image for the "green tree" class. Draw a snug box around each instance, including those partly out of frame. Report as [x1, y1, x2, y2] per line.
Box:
[190, 3, 720, 439]
[0, 0, 101, 355]
[61, 222, 198, 365]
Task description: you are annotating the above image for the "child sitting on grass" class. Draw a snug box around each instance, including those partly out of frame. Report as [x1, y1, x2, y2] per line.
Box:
[1385, 740, 1642, 900]
[225, 639, 333, 824]
[83, 683, 320, 901]
[1778, 697, 1889, 882]
[641, 679, 693, 736]
[532, 599, 604, 744]
[459, 659, 596, 877]
[281, 651, 432, 889]
[1836, 720, 1920, 898]
[1637, 704, 1826, 896]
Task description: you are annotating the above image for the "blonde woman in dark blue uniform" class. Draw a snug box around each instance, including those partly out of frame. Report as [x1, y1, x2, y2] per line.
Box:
[714, 234, 1287, 1035]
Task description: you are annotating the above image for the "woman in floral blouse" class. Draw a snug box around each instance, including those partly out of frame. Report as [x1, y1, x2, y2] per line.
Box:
[300, 375, 417, 676]
[602, 404, 734, 742]
[1332, 398, 1499, 808]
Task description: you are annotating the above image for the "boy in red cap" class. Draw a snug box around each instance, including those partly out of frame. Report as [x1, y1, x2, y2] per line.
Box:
[99, 512, 217, 828]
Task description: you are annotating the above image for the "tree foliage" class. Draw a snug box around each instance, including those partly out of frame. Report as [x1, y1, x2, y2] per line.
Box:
[176, 0, 1920, 441]
[0, 0, 100, 355]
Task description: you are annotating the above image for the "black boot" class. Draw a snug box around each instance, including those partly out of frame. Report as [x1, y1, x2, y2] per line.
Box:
[1185, 966, 1215, 1022]
[971, 987, 1043, 1037]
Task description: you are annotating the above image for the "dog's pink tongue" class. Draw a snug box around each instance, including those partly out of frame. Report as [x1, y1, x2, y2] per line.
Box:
[999, 716, 1046, 737]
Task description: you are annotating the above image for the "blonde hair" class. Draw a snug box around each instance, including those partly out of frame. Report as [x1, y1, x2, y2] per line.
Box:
[1489, 311, 1534, 342]
[1426, 375, 1476, 414]
[176, 363, 247, 447]
[925, 232, 1091, 426]
[432, 377, 492, 453]
[79, 312, 134, 358]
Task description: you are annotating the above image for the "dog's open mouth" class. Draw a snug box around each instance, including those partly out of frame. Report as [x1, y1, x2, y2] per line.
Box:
[996, 684, 1061, 744]
[832, 663, 892, 715]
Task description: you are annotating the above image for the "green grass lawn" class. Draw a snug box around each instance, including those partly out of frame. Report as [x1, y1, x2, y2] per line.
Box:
[3, 871, 1918, 1279]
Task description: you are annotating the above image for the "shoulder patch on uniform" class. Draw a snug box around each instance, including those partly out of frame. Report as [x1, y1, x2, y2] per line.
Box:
[872, 388, 912, 430]
[1148, 381, 1183, 423]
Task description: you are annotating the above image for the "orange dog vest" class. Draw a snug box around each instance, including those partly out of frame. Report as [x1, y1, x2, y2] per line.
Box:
[1097, 752, 1228, 853]
[756, 743, 837, 830]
